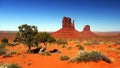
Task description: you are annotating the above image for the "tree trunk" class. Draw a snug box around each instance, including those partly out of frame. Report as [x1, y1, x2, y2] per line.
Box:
[27, 45, 31, 54]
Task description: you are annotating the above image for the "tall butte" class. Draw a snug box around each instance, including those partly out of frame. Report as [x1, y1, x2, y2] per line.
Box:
[51, 17, 96, 39]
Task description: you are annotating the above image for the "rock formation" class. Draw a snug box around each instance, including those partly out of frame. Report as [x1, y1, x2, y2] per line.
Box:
[81, 25, 96, 37]
[51, 17, 96, 39]
[62, 17, 75, 29]
[83, 25, 91, 32]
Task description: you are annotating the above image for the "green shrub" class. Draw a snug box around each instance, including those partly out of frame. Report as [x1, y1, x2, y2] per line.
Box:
[84, 41, 93, 46]
[8, 43, 16, 46]
[1, 38, 8, 44]
[0, 45, 6, 56]
[8, 63, 21, 68]
[70, 50, 112, 63]
[61, 55, 69, 61]
[56, 39, 68, 45]
[76, 44, 84, 50]
[0, 63, 21, 68]
[11, 51, 16, 55]
[92, 41, 100, 45]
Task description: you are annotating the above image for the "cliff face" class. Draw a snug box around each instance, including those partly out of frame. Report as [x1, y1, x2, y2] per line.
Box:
[62, 17, 75, 29]
[51, 17, 96, 39]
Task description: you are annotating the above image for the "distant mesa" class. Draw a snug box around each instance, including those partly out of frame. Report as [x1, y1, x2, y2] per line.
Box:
[62, 17, 75, 29]
[52, 17, 96, 39]
[81, 25, 96, 37]
[83, 25, 90, 32]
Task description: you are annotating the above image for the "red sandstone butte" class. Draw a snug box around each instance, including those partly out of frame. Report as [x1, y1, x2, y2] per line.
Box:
[51, 17, 96, 39]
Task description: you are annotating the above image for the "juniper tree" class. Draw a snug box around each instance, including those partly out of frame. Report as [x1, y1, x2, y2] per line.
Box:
[14, 24, 38, 53]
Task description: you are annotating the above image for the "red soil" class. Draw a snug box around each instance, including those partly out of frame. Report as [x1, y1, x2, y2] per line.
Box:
[0, 41, 120, 68]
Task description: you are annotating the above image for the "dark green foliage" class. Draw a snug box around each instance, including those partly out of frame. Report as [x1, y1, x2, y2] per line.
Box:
[37, 32, 55, 45]
[1, 38, 8, 44]
[92, 41, 100, 45]
[78, 45, 84, 50]
[70, 50, 112, 63]
[76, 44, 84, 50]
[61, 55, 69, 61]
[56, 39, 68, 45]
[47, 36, 56, 43]
[0, 44, 6, 56]
[8, 63, 21, 68]
[84, 41, 100, 46]
[14, 24, 38, 53]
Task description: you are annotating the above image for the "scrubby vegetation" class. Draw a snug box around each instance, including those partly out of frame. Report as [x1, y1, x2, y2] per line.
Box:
[56, 39, 68, 45]
[76, 44, 84, 50]
[14, 24, 38, 53]
[61, 55, 69, 61]
[1, 38, 8, 44]
[0, 44, 6, 56]
[70, 50, 112, 63]
[0, 63, 21, 68]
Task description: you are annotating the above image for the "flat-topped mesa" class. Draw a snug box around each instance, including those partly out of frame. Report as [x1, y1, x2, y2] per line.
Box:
[62, 17, 75, 29]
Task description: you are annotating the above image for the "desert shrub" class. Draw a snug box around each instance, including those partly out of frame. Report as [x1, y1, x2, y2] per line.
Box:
[8, 63, 21, 68]
[47, 36, 56, 43]
[0, 45, 6, 56]
[61, 55, 69, 61]
[92, 41, 100, 45]
[70, 50, 112, 63]
[76, 44, 84, 50]
[84, 41, 93, 46]
[78, 45, 84, 50]
[115, 41, 120, 45]
[1, 38, 8, 44]
[56, 39, 68, 45]
[0, 63, 21, 68]
[61, 45, 66, 48]
[11, 51, 16, 55]
[3, 53, 12, 58]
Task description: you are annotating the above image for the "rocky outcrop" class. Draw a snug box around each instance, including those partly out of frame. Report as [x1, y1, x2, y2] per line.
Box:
[51, 17, 96, 39]
[83, 25, 90, 32]
[62, 17, 75, 29]
[81, 25, 96, 37]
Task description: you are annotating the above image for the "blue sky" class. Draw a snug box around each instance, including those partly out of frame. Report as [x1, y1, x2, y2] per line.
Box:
[0, 0, 120, 32]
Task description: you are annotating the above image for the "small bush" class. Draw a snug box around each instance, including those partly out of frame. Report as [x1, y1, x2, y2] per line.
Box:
[56, 39, 68, 45]
[0, 63, 21, 68]
[8, 63, 21, 68]
[11, 51, 16, 55]
[84, 41, 93, 46]
[61, 55, 69, 61]
[76, 44, 84, 50]
[0, 45, 6, 56]
[1, 38, 8, 44]
[8, 43, 16, 46]
[70, 50, 112, 63]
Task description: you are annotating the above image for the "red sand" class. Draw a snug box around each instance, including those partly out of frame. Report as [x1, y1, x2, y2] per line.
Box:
[0, 41, 120, 68]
